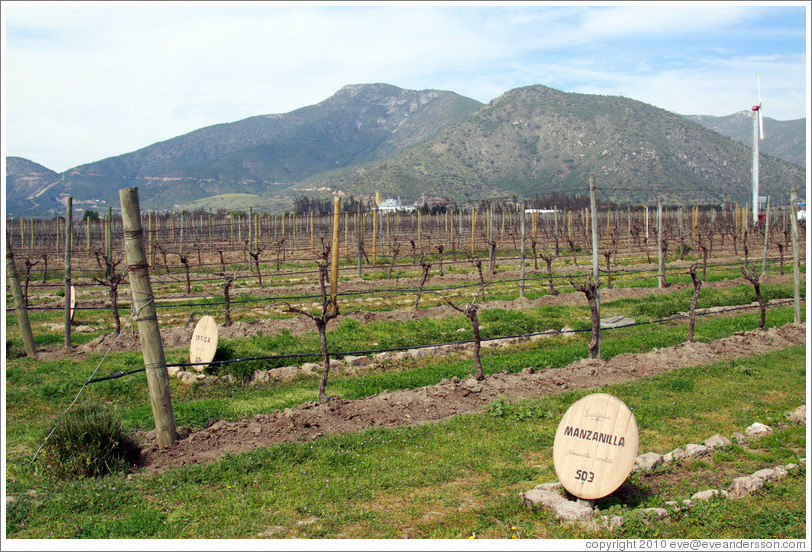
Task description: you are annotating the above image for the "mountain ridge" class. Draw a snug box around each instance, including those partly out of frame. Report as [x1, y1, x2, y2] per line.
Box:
[5, 83, 806, 215]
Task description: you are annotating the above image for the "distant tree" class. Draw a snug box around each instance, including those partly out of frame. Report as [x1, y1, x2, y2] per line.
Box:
[83, 210, 101, 222]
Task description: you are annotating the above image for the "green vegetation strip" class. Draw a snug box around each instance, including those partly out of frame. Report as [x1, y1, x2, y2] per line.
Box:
[5, 345, 805, 539]
[5, 283, 803, 441]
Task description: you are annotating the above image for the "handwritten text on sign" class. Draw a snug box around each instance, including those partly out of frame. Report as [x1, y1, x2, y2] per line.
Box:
[189, 315, 218, 372]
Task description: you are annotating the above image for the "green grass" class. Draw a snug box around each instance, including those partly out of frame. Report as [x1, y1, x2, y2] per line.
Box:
[5, 345, 806, 539]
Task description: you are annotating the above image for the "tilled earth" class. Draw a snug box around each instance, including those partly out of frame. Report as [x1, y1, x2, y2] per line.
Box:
[138, 321, 806, 473]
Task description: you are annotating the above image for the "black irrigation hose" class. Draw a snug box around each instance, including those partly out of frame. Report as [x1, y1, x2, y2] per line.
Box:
[83, 298, 802, 385]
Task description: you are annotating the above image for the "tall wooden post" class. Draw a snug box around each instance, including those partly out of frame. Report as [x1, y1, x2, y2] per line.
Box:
[6, 235, 37, 358]
[761, 197, 770, 275]
[372, 208, 378, 266]
[790, 187, 802, 323]
[658, 199, 665, 288]
[119, 187, 177, 448]
[520, 201, 527, 298]
[86, 216, 91, 257]
[331, 197, 341, 313]
[248, 207, 254, 270]
[357, 205, 363, 278]
[64, 197, 73, 348]
[471, 208, 476, 257]
[589, 176, 601, 359]
[106, 207, 113, 284]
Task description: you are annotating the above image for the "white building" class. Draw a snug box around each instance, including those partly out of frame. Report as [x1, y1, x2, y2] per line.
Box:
[378, 198, 414, 213]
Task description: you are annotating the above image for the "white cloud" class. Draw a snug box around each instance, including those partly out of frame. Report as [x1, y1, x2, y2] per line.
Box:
[3, 2, 807, 172]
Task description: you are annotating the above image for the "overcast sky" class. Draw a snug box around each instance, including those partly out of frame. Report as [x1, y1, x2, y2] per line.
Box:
[2, 1, 809, 173]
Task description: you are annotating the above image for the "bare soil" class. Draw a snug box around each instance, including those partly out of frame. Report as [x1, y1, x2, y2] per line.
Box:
[137, 321, 806, 474]
[78, 273, 781, 355]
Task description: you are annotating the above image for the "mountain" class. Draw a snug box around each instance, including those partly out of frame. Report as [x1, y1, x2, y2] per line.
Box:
[297, 85, 805, 205]
[21, 84, 483, 214]
[5, 157, 60, 213]
[686, 112, 806, 169]
[6, 83, 806, 216]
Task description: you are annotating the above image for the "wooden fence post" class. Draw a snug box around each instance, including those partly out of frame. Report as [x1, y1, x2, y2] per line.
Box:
[589, 176, 601, 359]
[790, 187, 802, 323]
[6, 235, 37, 357]
[520, 201, 527, 299]
[64, 197, 72, 348]
[331, 197, 341, 313]
[372, 208, 378, 266]
[119, 187, 177, 448]
[658, 199, 666, 288]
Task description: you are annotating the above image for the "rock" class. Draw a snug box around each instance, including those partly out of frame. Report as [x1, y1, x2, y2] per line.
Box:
[177, 371, 198, 385]
[343, 355, 372, 367]
[300, 363, 320, 374]
[730, 432, 746, 443]
[785, 463, 799, 471]
[704, 434, 731, 449]
[664, 447, 688, 463]
[772, 466, 788, 478]
[560, 326, 575, 337]
[729, 476, 764, 498]
[751, 468, 778, 482]
[521, 488, 566, 510]
[6, 496, 16, 505]
[681, 499, 693, 509]
[530, 330, 557, 341]
[745, 422, 773, 437]
[521, 367, 536, 374]
[600, 315, 636, 329]
[556, 500, 596, 522]
[521, 484, 595, 522]
[640, 507, 670, 521]
[167, 365, 181, 377]
[251, 370, 271, 384]
[786, 405, 806, 424]
[685, 444, 711, 458]
[585, 515, 624, 532]
[634, 452, 664, 472]
[272, 366, 299, 382]
[691, 489, 723, 502]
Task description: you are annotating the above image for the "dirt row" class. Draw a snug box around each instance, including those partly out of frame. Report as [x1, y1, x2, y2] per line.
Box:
[79, 273, 785, 355]
[137, 321, 806, 473]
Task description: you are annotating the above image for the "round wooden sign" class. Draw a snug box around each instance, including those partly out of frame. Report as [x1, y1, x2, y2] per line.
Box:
[553, 393, 639, 500]
[189, 315, 218, 373]
[69, 285, 77, 322]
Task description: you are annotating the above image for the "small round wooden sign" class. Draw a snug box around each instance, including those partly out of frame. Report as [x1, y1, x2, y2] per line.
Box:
[189, 315, 218, 373]
[69, 285, 77, 322]
[553, 393, 639, 500]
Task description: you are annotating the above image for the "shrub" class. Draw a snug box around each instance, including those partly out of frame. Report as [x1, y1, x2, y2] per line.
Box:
[38, 403, 140, 478]
[6, 339, 25, 360]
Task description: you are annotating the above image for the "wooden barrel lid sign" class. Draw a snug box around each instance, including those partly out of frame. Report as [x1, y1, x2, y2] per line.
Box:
[553, 393, 639, 500]
[69, 285, 77, 322]
[189, 315, 218, 373]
